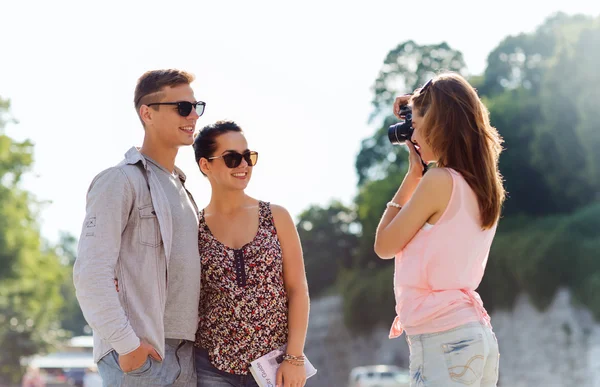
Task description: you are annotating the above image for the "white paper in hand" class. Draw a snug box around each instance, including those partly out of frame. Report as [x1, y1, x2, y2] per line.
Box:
[248, 345, 317, 387]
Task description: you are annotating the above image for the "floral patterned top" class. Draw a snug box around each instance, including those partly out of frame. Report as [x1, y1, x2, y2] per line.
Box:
[195, 201, 289, 375]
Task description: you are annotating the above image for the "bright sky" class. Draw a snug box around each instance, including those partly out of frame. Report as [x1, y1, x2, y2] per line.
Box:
[2, 0, 599, 243]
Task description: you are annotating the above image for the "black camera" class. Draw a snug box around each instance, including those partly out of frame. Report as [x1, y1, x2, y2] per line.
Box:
[387, 104, 429, 174]
[388, 105, 413, 145]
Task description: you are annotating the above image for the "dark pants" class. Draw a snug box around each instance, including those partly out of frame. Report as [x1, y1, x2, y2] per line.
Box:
[195, 347, 259, 387]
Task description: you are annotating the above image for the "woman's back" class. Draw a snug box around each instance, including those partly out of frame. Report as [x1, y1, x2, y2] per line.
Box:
[390, 168, 497, 337]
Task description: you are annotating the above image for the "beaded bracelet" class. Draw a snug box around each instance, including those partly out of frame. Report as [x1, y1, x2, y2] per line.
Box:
[283, 353, 305, 362]
[386, 201, 402, 210]
[284, 358, 305, 366]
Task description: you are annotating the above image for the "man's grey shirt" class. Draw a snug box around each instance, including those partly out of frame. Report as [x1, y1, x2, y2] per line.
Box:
[73, 147, 201, 363]
[145, 155, 201, 340]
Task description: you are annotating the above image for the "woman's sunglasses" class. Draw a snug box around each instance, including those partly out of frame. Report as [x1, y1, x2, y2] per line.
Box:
[146, 101, 206, 117]
[208, 151, 259, 168]
[419, 79, 433, 94]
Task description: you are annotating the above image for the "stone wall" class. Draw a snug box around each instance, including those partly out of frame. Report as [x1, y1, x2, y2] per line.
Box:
[492, 288, 600, 387]
[303, 288, 600, 386]
[304, 295, 408, 386]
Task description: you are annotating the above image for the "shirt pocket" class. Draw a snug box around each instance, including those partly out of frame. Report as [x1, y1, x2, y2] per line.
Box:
[138, 204, 161, 248]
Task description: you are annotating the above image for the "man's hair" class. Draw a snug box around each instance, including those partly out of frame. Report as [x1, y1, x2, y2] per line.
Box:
[133, 69, 195, 121]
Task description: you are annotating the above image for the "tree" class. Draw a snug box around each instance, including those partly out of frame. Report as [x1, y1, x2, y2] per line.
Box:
[359, 41, 467, 186]
[0, 97, 66, 384]
[469, 14, 600, 315]
[479, 203, 600, 318]
[484, 89, 559, 216]
[296, 201, 359, 296]
[56, 232, 89, 336]
[530, 18, 600, 208]
[474, 13, 600, 215]
[479, 12, 595, 98]
[0, 99, 34, 280]
[370, 40, 468, 122]
[355, 115, 410, 187]
[353, 167, 405, 269]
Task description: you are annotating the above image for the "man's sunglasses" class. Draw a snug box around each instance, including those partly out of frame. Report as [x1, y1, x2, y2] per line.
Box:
[146, 101, 206, 117]
[208, 151, 259, 168]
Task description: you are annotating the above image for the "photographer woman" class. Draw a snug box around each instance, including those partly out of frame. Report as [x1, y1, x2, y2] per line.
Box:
[192, 120, 310, 387]
[374, 72, 505, 386]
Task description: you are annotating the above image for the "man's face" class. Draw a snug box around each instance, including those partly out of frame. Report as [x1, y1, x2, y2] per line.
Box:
[143, 84, 200, 147]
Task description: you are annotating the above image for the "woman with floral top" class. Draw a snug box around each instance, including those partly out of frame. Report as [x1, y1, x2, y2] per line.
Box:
[192, 120, 310, 387]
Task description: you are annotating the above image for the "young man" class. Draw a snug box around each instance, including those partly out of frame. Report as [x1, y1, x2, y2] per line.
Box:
[74, 69, 205, 386]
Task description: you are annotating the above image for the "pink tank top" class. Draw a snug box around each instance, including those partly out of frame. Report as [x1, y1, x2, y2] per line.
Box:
[389, 168, 497, 338]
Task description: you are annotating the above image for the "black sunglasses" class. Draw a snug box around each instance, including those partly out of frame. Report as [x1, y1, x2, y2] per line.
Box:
[419, 79, 433, 94]
[146, 101, 206, 117]
[208, 151, 259, 168]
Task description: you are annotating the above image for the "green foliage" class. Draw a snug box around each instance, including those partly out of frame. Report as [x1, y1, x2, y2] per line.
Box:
[0, 123, 35, 281]
[531, 19, 600, 208]
[370, 40, 467, 122]
[484, 89, 559, 216]
[479, 12, 595, 98]
[0, 97, 70, 384]
[478, 13, 600, 214]
[355, 116, 410, 186]
[297, 201, 360, 297]
[338, 266, 396, 334]
[56, 233, 88, 336]
[360, 41, 466, 186]
[480, 204, 600, 319]
[354, 168, 405, 269]
[0, 247, 68, 383]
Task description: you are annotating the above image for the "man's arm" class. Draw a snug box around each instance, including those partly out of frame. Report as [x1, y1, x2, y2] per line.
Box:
[73, 167, 140, 355]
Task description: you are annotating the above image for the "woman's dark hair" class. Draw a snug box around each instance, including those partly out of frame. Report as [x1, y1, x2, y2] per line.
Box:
[193, 120, 243, 175]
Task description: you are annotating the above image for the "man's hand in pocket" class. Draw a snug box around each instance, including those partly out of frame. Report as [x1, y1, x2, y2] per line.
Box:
[118, 341, 162, 372]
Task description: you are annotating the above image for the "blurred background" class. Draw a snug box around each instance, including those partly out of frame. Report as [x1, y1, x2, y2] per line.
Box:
[1, 1, 599, 386]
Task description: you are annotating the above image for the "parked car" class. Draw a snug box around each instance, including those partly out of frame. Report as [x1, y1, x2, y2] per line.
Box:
[348, 365, 410, 387]
[21, 336, 94, 387]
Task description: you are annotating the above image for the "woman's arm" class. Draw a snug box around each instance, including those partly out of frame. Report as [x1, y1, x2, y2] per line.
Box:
[271, 204, 310, 356]
[374, 167, 451, 258]
[271, 204, 310, 386]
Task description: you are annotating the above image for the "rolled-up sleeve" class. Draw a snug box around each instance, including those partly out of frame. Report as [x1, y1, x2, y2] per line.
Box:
[73, 167, 140, 355]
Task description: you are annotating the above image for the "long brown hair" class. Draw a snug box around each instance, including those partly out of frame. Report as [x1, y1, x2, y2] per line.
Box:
[411, 72, 505, 229]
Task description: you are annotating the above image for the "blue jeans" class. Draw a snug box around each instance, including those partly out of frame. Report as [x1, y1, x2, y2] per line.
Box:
[407, 322, 500, 386]
[195, 347, 259, 387]
[97, 339, 197, 386]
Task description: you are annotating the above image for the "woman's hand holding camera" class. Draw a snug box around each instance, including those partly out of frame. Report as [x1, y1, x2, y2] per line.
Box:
[393, 94, 425, 179]
[405, 140, 425, 179]
[393, 94, 411, 119]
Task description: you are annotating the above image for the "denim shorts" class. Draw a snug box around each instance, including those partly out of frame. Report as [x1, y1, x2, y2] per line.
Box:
[406, 322, 500, 386]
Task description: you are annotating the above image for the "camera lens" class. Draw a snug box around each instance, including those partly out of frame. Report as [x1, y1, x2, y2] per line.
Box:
[388, 108, 413, 145]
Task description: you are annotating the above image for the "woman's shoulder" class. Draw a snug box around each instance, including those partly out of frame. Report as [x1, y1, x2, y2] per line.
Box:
[260, 201, 294, 227]
[416, 167, 454, 212]
[262, 202, 289, 217]
[420, 167, 454, 189]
